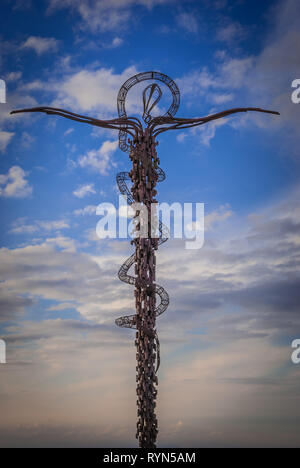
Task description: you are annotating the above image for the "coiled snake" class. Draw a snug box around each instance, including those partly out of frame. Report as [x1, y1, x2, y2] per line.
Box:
[115, 168, 170, 371]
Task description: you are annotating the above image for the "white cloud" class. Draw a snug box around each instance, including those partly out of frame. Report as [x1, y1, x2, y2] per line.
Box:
[193, 117, 228, 146]
[0, 85, 39, 128]
[0, 235, 130, 323]
[73, 184, 96, 198]
[64, 128, 74, 136]
[47, 0, 174, 33]
[217, 22, 245, 44]
[74, 205, 98, 216]
[186, 204, 233, 235]
[0, 166, 32, 198]
[205, 204, 233, 229]
[47, 302, 75, 311]
[0, 131, 14, 152]
[11, 65, 149, 128]
[5, 71, 22, 82]
[78, 140, 118, 175]
[211, 93, 233, 104]
[177, 69, 216, 96]
[21, 36, 59, 55]
[177, 0, 300, 148]
[38, 220, 70, 231]
[219, 57, 253, 89]
[10, 221, 37, 235]
[53, 65, 139, 114]
[179, 57, 254, 96]
[111, 37, 123, 48]
[176, 133, 187, 143]
[10, 218, 70, 234]
[176, 11, 198, 34]
[243, 0, 300, 135]
[1, 185, 300, 445]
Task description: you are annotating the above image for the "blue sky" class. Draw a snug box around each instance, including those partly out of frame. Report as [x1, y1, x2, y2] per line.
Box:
[0, 0, 300, 447]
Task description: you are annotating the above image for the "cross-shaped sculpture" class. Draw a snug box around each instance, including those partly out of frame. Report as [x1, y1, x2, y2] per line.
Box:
[11, 71, 279, 448]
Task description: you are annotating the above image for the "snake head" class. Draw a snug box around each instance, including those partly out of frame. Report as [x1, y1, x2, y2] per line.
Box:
[142, 83, 162, 124]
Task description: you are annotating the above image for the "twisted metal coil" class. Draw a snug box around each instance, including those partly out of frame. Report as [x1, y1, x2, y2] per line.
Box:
[115, 170, 169, 371]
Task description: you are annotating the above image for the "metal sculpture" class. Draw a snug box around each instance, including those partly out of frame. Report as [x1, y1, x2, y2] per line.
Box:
[11, 71, 279, 448]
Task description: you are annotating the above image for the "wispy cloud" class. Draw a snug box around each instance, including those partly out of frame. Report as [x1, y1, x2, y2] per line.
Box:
[1, 185, 300, 445]
[177, 0, 300, 147]
[0, 131, 14, 152]
[176, 11, 199, 34]
[20, 36, 59, 55]
[193, 117, 228, 146]
[47, 0, 175, 33]
[0, 166, 32, 198]
[216, 21, 245, 44]
[78, 140, 118, 175]
[73, 184, 96, 198]
[73, 205, 98, 216]
[52, 65, 139, 114]
[110, 37, 123, 48]
[10, 218, 70, 234]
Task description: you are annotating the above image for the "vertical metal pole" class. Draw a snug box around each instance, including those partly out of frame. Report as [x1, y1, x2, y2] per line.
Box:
[130, 130, 159, 448]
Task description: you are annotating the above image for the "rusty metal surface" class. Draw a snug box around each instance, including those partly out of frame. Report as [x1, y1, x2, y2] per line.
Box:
[117, 71, 180, 153]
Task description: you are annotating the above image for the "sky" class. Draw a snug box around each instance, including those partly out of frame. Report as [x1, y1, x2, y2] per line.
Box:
[0, 0, 300, 448]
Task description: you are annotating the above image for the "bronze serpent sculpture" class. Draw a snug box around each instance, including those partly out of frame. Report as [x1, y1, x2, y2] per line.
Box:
[115, 167, 169, 374]
[11, 70, 279, 448]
